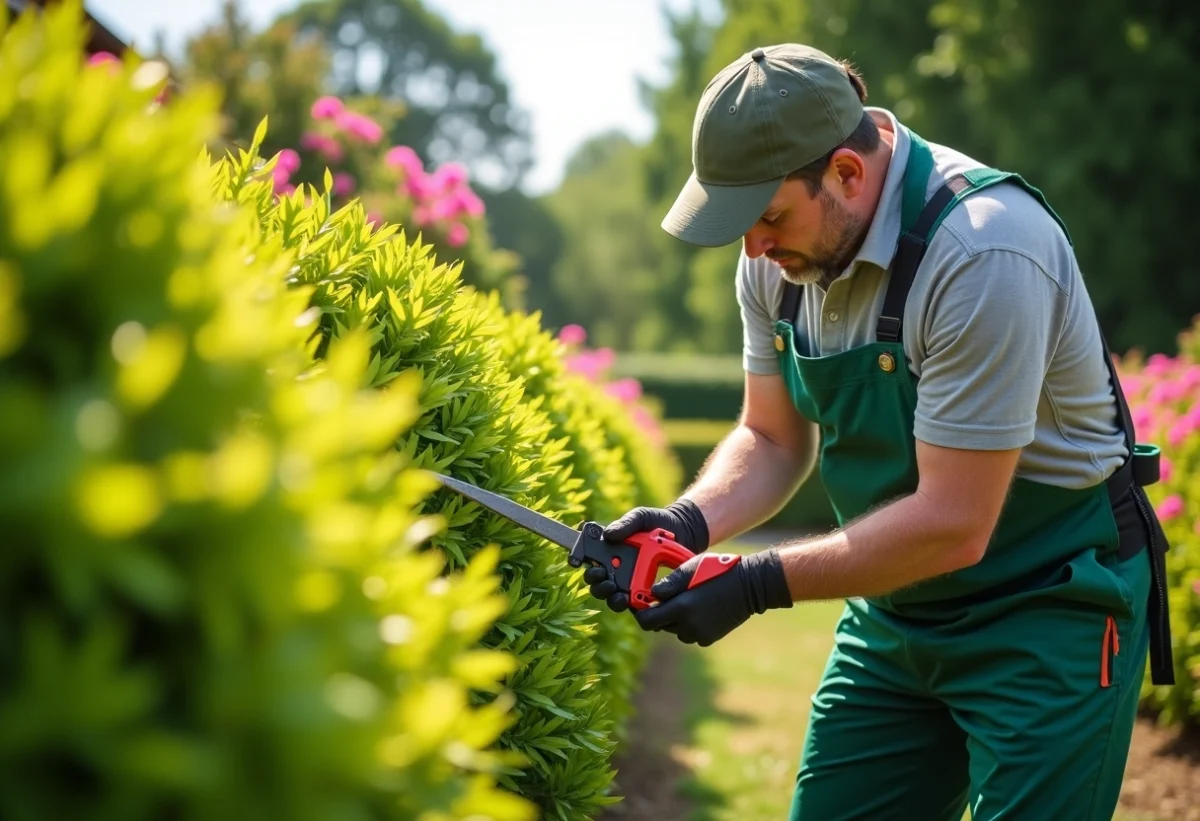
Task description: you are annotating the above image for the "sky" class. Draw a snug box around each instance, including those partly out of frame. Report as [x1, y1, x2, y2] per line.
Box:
[86, 0, 721, 195]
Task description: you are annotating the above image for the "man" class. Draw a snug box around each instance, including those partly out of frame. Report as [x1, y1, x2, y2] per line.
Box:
[585, 44, 1174, 820]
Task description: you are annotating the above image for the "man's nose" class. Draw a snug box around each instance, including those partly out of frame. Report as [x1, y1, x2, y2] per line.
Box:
[743, 229, 775, 259]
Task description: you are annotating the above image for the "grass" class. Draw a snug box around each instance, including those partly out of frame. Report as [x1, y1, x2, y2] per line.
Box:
[667, 542, 1163, 821]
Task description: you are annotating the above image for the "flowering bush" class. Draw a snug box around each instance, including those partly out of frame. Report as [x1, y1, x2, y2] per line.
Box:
[263, 94, 519, 299]
[555, 324, 668, 449]
[1117, 317, 1200, 727]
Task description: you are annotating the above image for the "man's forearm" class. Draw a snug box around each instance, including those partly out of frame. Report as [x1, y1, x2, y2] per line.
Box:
[774, 490, 989, 602]
[679, 422, 816, 545]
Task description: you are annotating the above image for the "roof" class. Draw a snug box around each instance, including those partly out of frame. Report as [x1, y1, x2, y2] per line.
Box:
[7, 0, 131, 56]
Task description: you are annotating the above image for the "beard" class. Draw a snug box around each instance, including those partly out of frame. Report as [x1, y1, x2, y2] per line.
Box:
[769, 190, 869, 287]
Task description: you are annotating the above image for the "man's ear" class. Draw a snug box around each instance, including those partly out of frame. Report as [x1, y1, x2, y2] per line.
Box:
[828, 148, 867, 198]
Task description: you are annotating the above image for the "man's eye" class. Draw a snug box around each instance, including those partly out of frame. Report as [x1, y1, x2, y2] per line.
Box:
[762, 214, 779, 226]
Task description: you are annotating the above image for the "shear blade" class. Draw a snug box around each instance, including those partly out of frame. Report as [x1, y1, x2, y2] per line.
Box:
[432, 473, 582, 553]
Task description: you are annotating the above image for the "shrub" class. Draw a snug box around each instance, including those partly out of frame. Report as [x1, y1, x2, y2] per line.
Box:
[0, 5, 531, 821]
[1117, 320, 1200, 728]
[218, 129, 681, 817]
[610, 351, 746, 422]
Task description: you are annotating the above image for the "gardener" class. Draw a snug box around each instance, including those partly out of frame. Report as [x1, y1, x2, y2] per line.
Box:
[585, 44, 1175, 820]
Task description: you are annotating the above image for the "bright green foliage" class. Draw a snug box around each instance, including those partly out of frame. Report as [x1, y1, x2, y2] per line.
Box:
[215, 123, 680, 817]
[1117, 319, 1200, 728]
[0, 3, 536, 820]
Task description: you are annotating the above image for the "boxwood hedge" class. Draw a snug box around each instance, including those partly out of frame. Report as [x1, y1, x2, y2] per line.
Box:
[215, 124, 679, 817]
[1, 3, 678, 820]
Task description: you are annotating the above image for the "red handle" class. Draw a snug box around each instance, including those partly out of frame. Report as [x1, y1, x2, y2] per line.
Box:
[622, 528, 695, 610]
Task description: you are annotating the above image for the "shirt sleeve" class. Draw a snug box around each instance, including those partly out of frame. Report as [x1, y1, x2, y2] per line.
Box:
[736, 252, 783, 376]
[913, 248, 1067, 451]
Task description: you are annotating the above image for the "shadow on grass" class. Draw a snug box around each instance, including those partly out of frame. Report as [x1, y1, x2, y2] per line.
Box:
[597, 634, 743, 821]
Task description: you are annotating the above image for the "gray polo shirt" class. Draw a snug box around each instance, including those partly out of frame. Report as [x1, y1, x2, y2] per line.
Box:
[737, 107, 1126, 490]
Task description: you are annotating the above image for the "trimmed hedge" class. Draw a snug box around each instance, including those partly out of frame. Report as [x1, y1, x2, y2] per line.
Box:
[0, 5, 530, 819]
[0, 4, 679, 819]
[610, 352, 744, 422]
[218, 116, 679, 818]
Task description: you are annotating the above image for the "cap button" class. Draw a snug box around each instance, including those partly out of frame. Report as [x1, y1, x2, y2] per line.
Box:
[750, 47, 766, 62]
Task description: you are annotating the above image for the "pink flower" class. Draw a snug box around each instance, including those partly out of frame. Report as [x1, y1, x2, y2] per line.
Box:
[1160, 456, 1173, 483]
[432, 162, 469, 190]
[279, 183, 297, 197]
[1133, 406, 1153, 432]
[452, 187, 486, 217]
[332, 172, 356, 196]
[311, 95, 344, 120]
[366, 210, 384, 227]
[406, 171, 439, 201]
[1144, 353, 1175, 377]
[1149, 380, 1186, 405]
[412, 206, 432, 226]
[565, 352, 605, 381]
[300, 132, 344, 163]
[88, 51, 121, 72]
[1156, 494, 1184, 520]
[276, 148, 301, 174]
[558, 324, 587, 346]
[428, 196, 461, 222]
[630, 406, 665, 446]
[1168, 417, 1196, 448]
[271, 163, 291, 193]
[1183, 365, 1200, 389]
[605, 377, 642, 403]
[385, 145, 423, 176]
[1193, 579, 1200, 597]
[593, 347, 616, 372]
[446, 222, 469, 247]
[335, 110, 383, 144]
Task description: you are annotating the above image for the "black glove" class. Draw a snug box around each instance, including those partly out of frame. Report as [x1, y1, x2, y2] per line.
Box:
[634, 548, 793, 646]
[584, 499, 710, 612]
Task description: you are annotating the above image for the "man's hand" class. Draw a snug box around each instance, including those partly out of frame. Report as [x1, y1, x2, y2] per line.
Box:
[631, 548, 793, 646]
[584, 499, 711, 612]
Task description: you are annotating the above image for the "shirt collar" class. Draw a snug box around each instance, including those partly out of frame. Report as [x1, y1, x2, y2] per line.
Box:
[844, 107, 911, 275]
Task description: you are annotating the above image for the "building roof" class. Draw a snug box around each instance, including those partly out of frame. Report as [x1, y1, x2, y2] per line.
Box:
[7, 0, 131, 56]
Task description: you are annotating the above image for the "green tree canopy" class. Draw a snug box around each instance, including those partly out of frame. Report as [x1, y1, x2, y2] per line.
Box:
[285, 0, 534, 192]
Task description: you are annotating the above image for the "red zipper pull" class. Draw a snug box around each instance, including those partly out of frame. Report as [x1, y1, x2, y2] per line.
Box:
[1101, 615, 1119, 688]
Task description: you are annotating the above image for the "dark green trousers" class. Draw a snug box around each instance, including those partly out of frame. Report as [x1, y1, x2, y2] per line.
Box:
[788, 549, 1150, 821]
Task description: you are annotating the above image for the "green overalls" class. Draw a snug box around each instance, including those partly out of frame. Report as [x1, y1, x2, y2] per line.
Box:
[776, 129, 1175, 821]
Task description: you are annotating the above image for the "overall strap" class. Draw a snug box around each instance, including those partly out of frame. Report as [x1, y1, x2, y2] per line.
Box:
[874, 129, 1174, 684]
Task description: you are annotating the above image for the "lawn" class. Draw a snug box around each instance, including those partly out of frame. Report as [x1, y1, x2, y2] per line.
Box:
[658, 542, 1166, 821]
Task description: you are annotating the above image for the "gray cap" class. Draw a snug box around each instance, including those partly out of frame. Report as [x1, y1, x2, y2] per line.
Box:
[662, 44, 864, 247]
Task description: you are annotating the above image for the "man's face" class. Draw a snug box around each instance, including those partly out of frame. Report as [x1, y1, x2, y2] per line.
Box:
[742, 178, 870, 287]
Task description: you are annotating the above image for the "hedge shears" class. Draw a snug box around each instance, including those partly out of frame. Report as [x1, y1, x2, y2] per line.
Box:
[433, 474, 740, 611]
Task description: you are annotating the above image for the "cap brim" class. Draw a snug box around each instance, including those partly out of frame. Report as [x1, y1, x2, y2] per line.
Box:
[661, 172, 784, 247]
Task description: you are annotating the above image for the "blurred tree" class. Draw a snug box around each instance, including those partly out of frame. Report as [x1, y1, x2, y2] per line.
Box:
[175, 0, 523, 303]
[545, 131, 669, 352]
[621, 0, 1200, 355]
[283, 0, 534, 193]
[175, 1, 336, 156]
[910, 0, 1200, 355]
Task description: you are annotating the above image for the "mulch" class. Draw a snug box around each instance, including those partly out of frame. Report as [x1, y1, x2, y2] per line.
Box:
[599, 640, 1200, 821]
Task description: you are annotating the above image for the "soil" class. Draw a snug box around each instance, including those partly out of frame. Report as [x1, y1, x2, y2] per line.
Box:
[600, 639, 1200, 821]
[1119, 717, 1200, 821]
[596, 640, 695, 821]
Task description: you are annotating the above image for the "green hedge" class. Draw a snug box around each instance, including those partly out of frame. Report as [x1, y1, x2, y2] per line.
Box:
[0, 5, 531, 819]
[0, 4, 679, 819]
[219, 101, 679, 821]
[611, 352, 744, 422]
